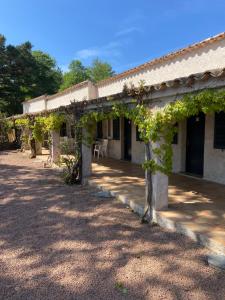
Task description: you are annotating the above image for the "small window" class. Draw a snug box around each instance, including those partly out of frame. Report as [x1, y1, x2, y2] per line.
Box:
[136, 126, 142, 142]
[96, 121, 103, 139]
[60, 122, 67, 137]
[214, 112, 225, 149]
[113, 118, 120, 140]
[172, 123, 178, 144]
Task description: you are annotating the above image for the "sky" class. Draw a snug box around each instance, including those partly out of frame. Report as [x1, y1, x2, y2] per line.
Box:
[0, 0, 225, 74]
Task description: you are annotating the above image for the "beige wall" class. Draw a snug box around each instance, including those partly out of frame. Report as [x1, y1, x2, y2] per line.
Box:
[172, 121, 187, 173]
[46, 85, 89, 110]
[131, 122, 145, 164]
[23, 97, 46, 113]
[204, 113, 225, 184]
[97, 39, 225, 97]
[23, 81, 98, 114]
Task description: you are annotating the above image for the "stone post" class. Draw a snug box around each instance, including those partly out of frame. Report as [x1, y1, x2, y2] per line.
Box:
[50, 130, 60, 163]
[81, 128, 92, 185]
[145, 140, 168, 216]
[35, 141, 42, 155]
[152, 171, 168, 211]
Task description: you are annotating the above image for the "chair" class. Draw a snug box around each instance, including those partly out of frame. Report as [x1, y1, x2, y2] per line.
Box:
[93, 139, 108, 159]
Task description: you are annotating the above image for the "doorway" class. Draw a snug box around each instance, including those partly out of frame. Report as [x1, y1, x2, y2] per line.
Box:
[124, 118, 132, 161]
[186, 113, 205, 176]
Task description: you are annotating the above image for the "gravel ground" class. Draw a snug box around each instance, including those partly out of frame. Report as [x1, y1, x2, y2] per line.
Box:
[0, 150, 224, 300]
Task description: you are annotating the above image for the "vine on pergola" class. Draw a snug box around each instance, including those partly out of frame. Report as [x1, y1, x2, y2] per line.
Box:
[12, 88, 225, 174]
[79, 89, 225, 174]
[6, 86, 225, 222]
[14, 113, 66, 156]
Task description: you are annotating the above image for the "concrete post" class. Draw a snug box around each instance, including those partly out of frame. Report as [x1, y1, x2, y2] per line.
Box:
[145, 140, 168, 213]
[152, 171, 168, 211]
[81, 128, 92, 185]
[50, 130, 60, 163]
[35, 141, 42, 155]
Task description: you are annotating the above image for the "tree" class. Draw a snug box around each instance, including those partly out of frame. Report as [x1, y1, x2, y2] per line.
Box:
[0, 37, 37, 115]
[87, 58, 115, 83]
[60, 60, 88, 91]
[59, 58, 115, 91]
[32, 51, 62, 96]
[0, 35, 62, 116]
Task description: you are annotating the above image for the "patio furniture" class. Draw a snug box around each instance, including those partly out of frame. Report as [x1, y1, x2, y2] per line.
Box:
[93, 139, 108, 159]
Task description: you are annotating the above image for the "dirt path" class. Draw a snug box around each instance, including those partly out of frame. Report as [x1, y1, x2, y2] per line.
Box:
[0, 151, 224, 300]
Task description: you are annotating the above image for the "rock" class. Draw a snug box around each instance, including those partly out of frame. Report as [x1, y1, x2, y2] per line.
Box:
[94, 191, 112, 198]
[208, 254, 225, 270]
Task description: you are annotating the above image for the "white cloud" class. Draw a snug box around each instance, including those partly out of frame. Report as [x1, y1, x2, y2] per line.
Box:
[115, 26, 142, 37]
[75, 41, 122, 60]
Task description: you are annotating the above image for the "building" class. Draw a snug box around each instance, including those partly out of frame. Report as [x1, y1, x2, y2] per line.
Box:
[23, 32, 225, 185]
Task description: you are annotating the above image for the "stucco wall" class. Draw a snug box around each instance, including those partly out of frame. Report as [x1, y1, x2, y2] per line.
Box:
[204, 113, 225, 184]
[46, 86, 89, 110]
[172, 121, 187, 173]
[23, 97, 46, 113]
[97, 39, 225, 98]
[131, 122, 145, 164]
[101, 118, 122, 160]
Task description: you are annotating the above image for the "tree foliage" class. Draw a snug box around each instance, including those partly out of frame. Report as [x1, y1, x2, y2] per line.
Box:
[32, 50, 62, 96]
[59, 60, 88, 91]
[60, 58, 115, 91]
[86, 58, 115, 83]
[0, 35, 62, 116]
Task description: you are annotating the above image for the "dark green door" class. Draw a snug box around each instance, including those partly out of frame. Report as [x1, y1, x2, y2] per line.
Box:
[186, 113, 205, 176]
[124, 118, 132, 161]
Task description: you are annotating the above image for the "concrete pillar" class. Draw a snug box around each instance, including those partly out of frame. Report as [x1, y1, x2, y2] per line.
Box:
[152, 171, 168, 211]
[50, 130, 60, 163]
[22, 128, 30, 150]
[35, 140, 42, 155]
[145, 141, 168, 212]
[81, 128, 92, 184]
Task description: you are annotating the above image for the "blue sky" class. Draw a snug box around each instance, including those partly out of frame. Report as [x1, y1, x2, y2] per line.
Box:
[0, 0, 225, 73]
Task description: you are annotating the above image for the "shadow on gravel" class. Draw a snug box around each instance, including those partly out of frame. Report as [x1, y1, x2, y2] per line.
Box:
[0, 151, 225, 299]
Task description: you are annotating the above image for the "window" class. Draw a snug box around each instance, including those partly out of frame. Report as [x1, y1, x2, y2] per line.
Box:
[60, 122, 67, 137]
[136, 126, 142, 141]
[172, 123, 178, 144]
[214, 112, 225, 149]
[113, 118, 120, 140]
[96, 121, 103, 139]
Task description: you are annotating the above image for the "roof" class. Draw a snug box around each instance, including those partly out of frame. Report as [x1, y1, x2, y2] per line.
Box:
[24, 94, 47, 103]
[14, 67, 225, 120]
[97, 32, 225, 86]
[23, 81, 91, 104]
[46, 80, 90, 101]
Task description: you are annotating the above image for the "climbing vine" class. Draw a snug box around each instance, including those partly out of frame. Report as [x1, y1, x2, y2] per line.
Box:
[78, 88, 225, 175]
[0, 113, 14, 143]
[5, 87, 225, 175]
[14, 113, 66, 149]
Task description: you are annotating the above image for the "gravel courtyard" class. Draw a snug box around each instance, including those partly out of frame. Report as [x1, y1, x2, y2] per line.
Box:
[0, 151, 224, 300]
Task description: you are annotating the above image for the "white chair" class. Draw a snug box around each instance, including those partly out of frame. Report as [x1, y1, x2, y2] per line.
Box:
[94, 139, 108, 159]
